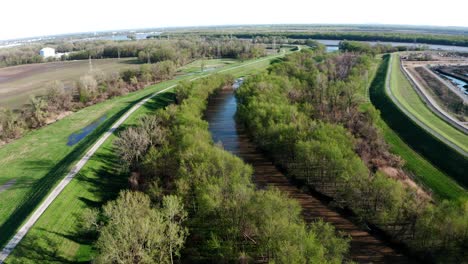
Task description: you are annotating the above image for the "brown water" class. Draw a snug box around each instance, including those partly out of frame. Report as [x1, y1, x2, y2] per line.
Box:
[205, 88, 415, 263]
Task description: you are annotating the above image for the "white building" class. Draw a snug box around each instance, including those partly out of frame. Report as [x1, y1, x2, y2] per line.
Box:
[39, 47, 55, 58]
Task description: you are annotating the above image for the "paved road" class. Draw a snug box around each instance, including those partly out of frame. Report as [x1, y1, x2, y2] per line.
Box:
[0, 54, 286, 263]
[401, 64, 468, 134]
[386, 55, 468, 157]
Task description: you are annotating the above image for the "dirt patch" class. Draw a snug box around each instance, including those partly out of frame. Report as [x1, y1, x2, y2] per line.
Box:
[380, 167, 431, 201]
[45, 111, 74, 125]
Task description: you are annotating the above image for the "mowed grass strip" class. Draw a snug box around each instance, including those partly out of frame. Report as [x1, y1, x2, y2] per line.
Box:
[2, 54, 287, 263]
[179, 58, 237, 74]
[389, 53, 468, 153]
[369, 55, 467, 200]
[5, 92, 175, 264]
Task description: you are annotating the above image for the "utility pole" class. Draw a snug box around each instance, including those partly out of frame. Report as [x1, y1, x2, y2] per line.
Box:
[88, 54, 93, 73]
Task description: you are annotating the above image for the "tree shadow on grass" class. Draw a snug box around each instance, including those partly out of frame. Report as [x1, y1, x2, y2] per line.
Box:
[142, 91, 175, 112]
[7, 233, 79, 264]
[0, 90, 176, 250]
[0, 96, 142, 248]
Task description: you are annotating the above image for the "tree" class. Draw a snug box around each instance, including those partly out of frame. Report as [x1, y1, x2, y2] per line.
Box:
[27, 95, 48, 128]
[0, 108, 24, 140]
[161, 195, 188, 264]
[94, 191, 187, 264]
[47, 80, 72, 111]
[77, 75, 98, 103]
[114, 127, 150, 169]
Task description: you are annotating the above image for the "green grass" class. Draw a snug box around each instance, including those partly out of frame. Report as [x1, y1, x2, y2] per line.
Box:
[179, 58, 237, 74]
[0, 58, 139, 109]
[369, 54, 467, 200]
[389, 53, 468, 153]
[0, 77, 187, 249]
[5, 93, 175, 263]
[2, 53, 285, 263]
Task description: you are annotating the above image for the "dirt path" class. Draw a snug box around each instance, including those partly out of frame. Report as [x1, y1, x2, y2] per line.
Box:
[205, 89, 414, 263]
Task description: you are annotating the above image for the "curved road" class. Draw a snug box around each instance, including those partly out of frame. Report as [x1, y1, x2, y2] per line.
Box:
[0, 54, 286, 263]
[400, 62, 468, 134]
[386, 55, 468, 157]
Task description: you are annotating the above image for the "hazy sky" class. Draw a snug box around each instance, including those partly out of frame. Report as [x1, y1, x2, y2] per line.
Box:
[1, 0, 467, 40]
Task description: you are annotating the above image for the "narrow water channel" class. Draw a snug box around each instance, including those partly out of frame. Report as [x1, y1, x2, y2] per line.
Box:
[204, 83, 414, 263]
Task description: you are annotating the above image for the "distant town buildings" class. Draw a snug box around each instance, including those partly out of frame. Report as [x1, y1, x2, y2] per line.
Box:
[39, 47, 55, 58]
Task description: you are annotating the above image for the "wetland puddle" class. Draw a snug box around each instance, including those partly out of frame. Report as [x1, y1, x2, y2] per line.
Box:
[67, 115, 107, 146]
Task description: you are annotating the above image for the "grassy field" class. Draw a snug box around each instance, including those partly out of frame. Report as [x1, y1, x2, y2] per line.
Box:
[0, 58, 139, 109]
[2, 54, 286, 263]
[389, 53, 468, 153]
[369, 55, 467, 200]
[179, 58, 237, 74]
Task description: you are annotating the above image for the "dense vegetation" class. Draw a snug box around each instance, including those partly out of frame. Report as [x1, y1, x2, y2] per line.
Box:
[236, 50, 468, 262]
[84, 75, 350, 263]
[0, 38, 266, 67]
[192, 31, 468, 47]
[338, 40, 414, 55]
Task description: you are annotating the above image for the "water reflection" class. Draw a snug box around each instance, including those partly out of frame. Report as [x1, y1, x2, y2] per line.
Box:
[67, 115, 107, 146]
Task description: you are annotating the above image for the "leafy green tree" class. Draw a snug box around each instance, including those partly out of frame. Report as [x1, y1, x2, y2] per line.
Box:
[95, 191, 187, 264]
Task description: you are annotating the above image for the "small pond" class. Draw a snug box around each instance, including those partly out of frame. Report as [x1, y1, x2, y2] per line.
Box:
[67, 115, 107, 146]
[439, 73, 468, 95]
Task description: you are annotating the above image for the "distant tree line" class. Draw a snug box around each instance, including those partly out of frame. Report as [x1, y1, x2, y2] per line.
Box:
[338, 40, 423, 55]
[84, 74, 351, 263]
[235, 49, 468, 262]
[0, 37, 266, 68]
[191, 31, 468, 47]
[0, 38, 266, 144]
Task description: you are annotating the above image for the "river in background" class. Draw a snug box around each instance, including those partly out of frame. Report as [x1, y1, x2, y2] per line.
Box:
[317, 39, 468, 52]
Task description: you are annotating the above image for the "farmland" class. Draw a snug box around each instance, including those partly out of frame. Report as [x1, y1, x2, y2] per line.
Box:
[0, 58, 139, 109]
[1, 53, 287, 263]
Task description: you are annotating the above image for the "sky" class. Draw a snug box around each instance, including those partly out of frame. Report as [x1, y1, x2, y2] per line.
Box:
[1, 0, 467, 40]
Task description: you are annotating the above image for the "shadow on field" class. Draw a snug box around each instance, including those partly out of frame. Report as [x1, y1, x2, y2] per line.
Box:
[6, 233, 78, 264]
[0, 94, 154, 248]
[74, 92, 175, 204]
[143, 91, 175, 112]
[0, 91, 177, 261]
[369, 54, 468, 189]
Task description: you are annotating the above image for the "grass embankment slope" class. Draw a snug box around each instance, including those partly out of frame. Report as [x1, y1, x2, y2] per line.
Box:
[0, 58, 139, 109]
[3, 54, 285, 263]
[389, 53, 468, 153]
[369, 54, 467, 200]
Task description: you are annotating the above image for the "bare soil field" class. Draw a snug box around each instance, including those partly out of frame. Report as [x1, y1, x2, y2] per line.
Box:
[0, 58, 139, 109]
[409, 66, 467, 120]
